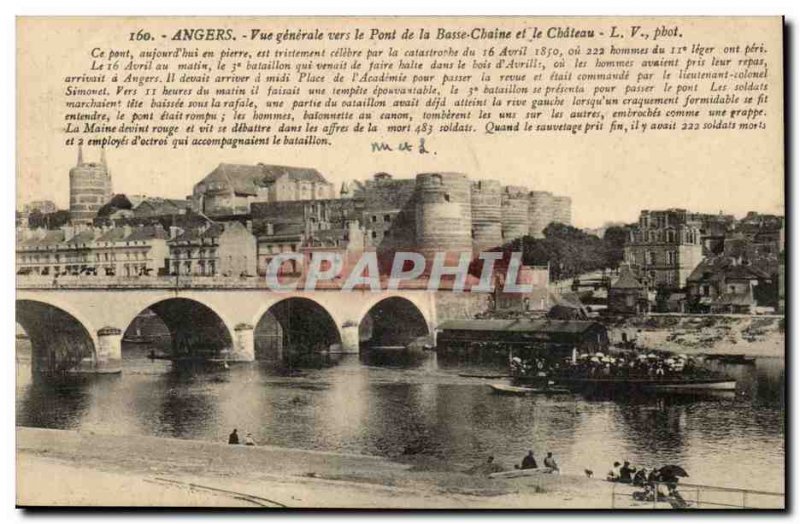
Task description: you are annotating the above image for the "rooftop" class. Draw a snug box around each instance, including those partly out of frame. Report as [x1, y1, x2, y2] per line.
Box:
[437, 318, 603, 335]
[201, 163, 328, 196]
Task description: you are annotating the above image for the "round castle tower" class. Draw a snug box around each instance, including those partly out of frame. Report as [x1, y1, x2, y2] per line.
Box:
[551, 195, 572, 226]
[470, 179, 502, 251]
[501, 185, 530, 241]
[69, 146, 112, 224]
[415, 172, 473, 257]
[528, 190, 554, 239]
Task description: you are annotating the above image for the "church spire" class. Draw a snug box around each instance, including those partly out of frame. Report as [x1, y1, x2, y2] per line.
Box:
[77, 144, 83, 165]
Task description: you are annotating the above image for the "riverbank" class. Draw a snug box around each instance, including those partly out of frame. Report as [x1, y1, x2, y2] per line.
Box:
[607, 315, 785, 358]
[17, 426, 623, 508]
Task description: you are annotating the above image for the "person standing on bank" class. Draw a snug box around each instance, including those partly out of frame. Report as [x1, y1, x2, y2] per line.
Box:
[244, 433, 256, 446]
[228, 428, 239, 444]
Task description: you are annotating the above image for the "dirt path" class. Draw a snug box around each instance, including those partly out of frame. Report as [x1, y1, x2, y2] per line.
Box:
[17, 427, 620, 509]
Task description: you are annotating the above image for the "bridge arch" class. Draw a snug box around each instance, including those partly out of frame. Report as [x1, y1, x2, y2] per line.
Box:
[16, 299, 96, 373]
[358, 296, 431, 350]
[124, 297, 234, 358]
[253, 297, 342, 360]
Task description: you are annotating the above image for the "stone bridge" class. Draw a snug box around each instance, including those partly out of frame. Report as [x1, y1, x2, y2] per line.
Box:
[16, 277, 463, 374]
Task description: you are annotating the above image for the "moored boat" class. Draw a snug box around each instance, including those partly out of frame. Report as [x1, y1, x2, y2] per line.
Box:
[552, 375, 737, 394]
[489, 383, 572, 396]
[706, 354, 757, 365]
[507, 346, 737, 397]
[459, 373, 511, 379]
[122, 334, 155, 344]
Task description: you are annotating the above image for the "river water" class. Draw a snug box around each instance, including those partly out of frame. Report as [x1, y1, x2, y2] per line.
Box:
[16, 342, 785, 494]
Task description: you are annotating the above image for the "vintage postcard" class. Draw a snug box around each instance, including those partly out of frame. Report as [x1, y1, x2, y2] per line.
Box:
[15, 16, 785, 509]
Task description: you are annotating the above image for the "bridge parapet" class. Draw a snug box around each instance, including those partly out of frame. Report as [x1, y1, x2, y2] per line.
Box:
[17, 275, 441, 291]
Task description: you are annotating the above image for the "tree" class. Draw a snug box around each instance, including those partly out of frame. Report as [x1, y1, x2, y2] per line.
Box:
[28, 209, 70, 229]
[603, 225, 631, 268]
[497, 223, 628, 281]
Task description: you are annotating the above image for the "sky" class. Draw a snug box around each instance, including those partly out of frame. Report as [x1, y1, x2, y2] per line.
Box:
[16, 17, 785, 229]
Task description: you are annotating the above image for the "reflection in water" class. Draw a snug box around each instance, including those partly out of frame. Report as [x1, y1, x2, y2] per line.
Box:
[16, 375, 93, 430]
[16, 344, 785, 493]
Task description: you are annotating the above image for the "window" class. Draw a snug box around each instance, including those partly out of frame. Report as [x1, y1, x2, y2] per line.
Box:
[666, 251, 677, 265]
[702, 284, 710, 296]
[383, 214, 391, 222]
[625, 295, 635, 307]
[645, 251, 654, 265]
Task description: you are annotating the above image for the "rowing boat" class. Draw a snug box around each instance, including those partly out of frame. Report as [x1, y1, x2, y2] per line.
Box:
[488, 383, 572, 396]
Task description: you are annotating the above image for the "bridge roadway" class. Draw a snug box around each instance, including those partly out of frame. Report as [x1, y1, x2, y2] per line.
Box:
[16, 276, 450, 374]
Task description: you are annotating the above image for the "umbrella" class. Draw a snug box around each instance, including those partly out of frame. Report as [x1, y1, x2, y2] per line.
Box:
[595, 352, 605, 357]
[637, 354, 648, 360]
[647, 353, 658, 359]
[665, 358, 675, 365]
[659, 465, 689, 478]
[590, 357, 600, 363]
[579, 354, 590, 359]
[679, 354, 688, 360]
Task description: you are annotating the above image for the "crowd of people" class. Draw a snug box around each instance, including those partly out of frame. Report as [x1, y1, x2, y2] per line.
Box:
[606, 460, 689, 507]
[565, 351, 700, 379]
[509, 350, 707, 382]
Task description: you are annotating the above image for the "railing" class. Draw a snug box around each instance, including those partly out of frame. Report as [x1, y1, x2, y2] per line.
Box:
[15, 274, 441, 291]
[610, 480, 784, 510]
